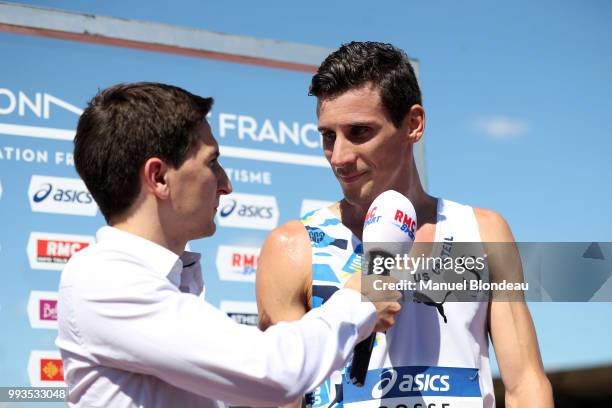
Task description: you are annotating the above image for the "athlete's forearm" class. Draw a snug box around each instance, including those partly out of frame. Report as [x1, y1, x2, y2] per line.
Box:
[505, 374, 553, 408]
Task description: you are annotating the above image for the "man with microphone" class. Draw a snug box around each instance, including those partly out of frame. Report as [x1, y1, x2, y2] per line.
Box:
[56, 82, 403, 408]
[256, 42, 553, 407]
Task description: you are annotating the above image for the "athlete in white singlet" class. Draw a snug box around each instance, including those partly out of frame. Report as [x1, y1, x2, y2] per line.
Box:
[256, 42, 553, 408]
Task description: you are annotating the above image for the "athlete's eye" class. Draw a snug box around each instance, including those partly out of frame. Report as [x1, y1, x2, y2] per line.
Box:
[350, 125, 370, 138]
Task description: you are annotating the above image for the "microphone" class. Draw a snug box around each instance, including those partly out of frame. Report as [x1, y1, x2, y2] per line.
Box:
[349, 190, 417, 387]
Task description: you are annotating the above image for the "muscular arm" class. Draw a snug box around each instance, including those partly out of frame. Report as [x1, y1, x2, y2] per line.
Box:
[475, 208, 553, 408]
[257, 220, 313, 408]
[257, 220, 312, 329]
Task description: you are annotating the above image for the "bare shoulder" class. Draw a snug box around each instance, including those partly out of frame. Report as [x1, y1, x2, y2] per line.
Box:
[266, 219, 310, 242]
[473, 207, 515, 242]
[259, 220, 311, 272]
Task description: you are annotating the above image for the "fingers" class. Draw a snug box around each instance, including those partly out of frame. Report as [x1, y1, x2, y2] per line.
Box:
[373, 302, 402, 332]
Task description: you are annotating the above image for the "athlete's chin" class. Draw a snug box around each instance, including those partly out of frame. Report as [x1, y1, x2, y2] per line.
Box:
[341, 183, 377, 207]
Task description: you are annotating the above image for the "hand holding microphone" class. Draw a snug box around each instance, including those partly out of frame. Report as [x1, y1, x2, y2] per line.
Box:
[344, 272, 402, 332]
[349, 190, 417, 387]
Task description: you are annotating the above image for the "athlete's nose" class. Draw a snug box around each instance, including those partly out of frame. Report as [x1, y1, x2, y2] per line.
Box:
[330, 134, 358, 169]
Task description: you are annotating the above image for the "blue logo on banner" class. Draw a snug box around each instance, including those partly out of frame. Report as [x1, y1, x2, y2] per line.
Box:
[33, 183, 53, 202]
[220, 199, 237, 217]
[31, 184, 93, 204]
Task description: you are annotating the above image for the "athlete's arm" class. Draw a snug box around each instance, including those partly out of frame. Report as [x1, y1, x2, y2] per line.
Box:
[257, 220, 313, 331]
[475, 208, 553, 408]
[257, 220, 313, 408]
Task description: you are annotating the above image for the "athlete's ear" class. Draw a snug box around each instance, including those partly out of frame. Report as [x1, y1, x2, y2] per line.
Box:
[142, 157, 170, 200]
[402, 104, 425, 144]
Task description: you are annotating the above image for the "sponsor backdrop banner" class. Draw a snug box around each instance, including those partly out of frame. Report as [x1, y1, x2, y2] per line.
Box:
[0, 32, 342, 389]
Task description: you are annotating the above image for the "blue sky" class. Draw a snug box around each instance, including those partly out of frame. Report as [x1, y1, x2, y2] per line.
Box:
[11, 0, 611, 242]
[4, 0, 612, 373]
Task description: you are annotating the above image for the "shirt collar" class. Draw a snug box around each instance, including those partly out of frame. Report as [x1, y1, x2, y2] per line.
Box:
[96, 226, 202, 287]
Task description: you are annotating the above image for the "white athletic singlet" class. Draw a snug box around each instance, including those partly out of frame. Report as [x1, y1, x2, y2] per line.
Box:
[301, 198, 495, 408]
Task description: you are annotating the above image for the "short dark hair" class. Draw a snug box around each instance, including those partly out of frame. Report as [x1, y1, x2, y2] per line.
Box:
[309, 41, 421, 128]
[74, 82, 213, 222]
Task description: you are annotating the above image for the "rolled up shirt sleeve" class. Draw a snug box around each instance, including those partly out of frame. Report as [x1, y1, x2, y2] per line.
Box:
[64, 261, 375, 406]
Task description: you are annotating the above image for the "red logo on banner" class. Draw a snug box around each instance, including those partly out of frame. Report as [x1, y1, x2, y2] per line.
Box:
[36, 239, 89, 264]
[232, 252, 259, 273]
[40, 359, 64, 381]
[39, 300, 58, 321]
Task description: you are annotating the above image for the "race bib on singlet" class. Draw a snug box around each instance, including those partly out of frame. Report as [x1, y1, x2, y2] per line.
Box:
[342, 366, 482, 408]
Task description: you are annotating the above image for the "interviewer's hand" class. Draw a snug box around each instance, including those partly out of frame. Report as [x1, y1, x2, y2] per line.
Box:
[345, 272, 402, 332]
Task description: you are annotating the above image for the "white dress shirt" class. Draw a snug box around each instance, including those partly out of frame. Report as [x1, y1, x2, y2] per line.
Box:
[56, 226, 376, 407]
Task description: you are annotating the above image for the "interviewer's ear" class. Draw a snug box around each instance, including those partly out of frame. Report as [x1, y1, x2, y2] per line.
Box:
[142, 157, 170, 200]
[402, 104, 425, 144]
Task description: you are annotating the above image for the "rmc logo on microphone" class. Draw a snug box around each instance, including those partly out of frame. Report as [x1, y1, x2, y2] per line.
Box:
[28, 175, 98, 216]
[216, 192, 279, 230]
[364, 206, 381, 228]
[394, 209, 416, 239]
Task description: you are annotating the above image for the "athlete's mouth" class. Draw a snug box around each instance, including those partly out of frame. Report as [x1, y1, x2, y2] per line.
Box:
[337, 171, 366, 184]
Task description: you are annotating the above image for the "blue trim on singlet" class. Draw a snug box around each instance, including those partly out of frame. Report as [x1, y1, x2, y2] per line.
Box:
[320, 218, 342, 227]
[302, 207, 359, 408]
[312, 264, 340, 283]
